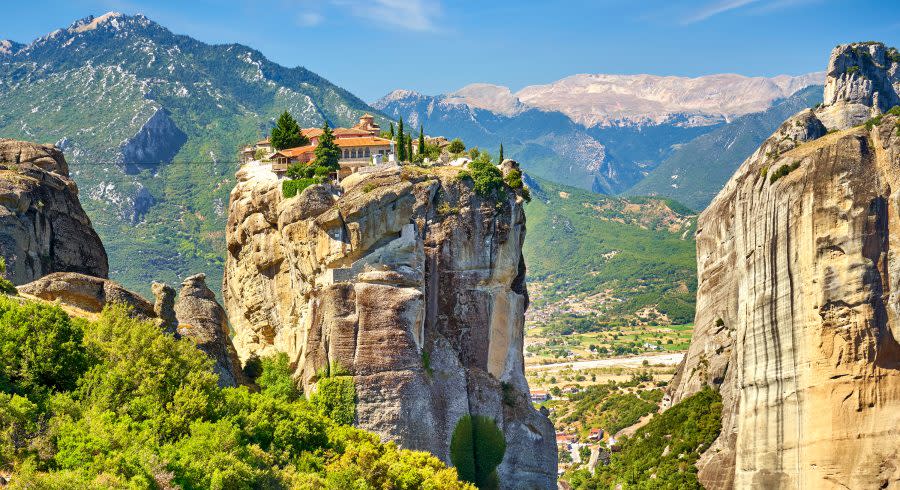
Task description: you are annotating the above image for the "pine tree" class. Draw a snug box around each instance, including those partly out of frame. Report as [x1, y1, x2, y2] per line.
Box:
[418, 126, 425, 158]
[313, 122, 340, 172]
[397, 117, 406, 162]
[499, 143, 504, 163]
[270, 111, 308, 150]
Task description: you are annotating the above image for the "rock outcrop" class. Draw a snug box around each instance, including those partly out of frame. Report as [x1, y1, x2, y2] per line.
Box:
[669, 43, 900, 489]
[152, 281, 177, 333]
[0, 139, 108, 283]
[224, 163, 556, 488]
[18, 272, 155, 318]
[175, 273, 247, 388]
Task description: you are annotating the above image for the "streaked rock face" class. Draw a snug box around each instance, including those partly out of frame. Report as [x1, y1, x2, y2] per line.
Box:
[0, 139, 108, 283]
[669, 43, 900, 489]
[223, 163, 556, 488]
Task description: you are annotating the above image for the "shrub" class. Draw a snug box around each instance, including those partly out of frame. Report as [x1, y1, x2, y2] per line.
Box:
[258, 352, 300, 401]
[846, 65, 860, 75]
[468, 155, 505, 198]
[450, 415, 506, 490]
[0, 297, 88, 397]
[310, 364, 356, 426]
[447, 138, 466, 154]
[769, 161, 800, 184]
[282, 178, 319, 198]
[0, 257, 15, 295]
[253, 148, 267, 161]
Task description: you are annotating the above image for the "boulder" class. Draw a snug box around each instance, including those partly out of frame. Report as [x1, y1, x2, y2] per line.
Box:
[0, 139, 108, 284]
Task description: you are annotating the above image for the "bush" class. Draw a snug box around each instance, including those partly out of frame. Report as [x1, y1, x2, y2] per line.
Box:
[468, 155, 505, 198]
[450, 415, 506, 490]
[282, 178, 320, 198]
[257, 353, 300, 401]
[0, 297, 89, 397]
[447, 138, 466, 154]
[310, 364, 356, 426]
[769, 161, 801, 184]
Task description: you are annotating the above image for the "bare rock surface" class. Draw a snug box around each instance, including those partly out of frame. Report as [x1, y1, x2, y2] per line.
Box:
[0, 139, 107, 283]
[17, 271, 154, 318]
[669, 43, 900, 489]
[224, 164, 556, 488]
[174, 273, 247, 387]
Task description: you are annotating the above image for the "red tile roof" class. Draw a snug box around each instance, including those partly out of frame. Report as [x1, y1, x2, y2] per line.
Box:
[334, 136, 393, 148]
[275, 145, 315, 158]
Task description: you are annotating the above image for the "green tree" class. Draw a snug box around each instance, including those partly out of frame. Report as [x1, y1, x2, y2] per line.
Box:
[313, 122, 340, 172]
[258, 353, 300, 401]
[450, 415, 506, 490]
[407, 138, 414, 163]
[468, 154, 505, 197]
[0, 297, 88, 396]
[0, 257, 15, 295]
[498, 143, 504, 163]
[418, 126, 426, 157]
[269, 111, 309, 150]
[447, 138, 465, 155]
[389, 122, 395, 140]
[396, 117, 406, 162]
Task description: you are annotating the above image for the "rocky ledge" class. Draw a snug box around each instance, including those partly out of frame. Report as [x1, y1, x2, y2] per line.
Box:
[224, 163, 556, 488]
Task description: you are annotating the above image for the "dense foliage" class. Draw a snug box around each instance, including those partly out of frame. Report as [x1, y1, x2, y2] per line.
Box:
[0, 297, 471, 489]
[449, 415, 506, 490]
[270, 111, 308, 150]
[281, 178, 320, 198]
[567, 388, 722, 489]
[461, 154, 505, 198]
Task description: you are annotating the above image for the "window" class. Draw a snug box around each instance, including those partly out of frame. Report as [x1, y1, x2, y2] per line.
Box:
[364, 148, 370, 157]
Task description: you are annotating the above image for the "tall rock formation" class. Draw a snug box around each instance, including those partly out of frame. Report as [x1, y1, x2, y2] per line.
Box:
[224, 163, 557, 488]
[669, 43, 900, 489]
[175, 273, 248, 388]
[0, 139, 108, 283]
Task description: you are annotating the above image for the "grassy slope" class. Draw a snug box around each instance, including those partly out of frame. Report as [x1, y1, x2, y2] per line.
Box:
[523, 176, 697, 323]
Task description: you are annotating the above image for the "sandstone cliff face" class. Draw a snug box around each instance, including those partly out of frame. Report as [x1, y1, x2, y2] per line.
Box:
[669, 43, 900, 489]
[224, 163, 556, 488]
[0, 139, 108, 283]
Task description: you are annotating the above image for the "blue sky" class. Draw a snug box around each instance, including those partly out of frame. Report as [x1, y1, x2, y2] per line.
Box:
[3, 0, 899, 101]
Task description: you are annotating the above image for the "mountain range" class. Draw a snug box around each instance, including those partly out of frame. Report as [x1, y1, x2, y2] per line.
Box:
[375, 72, 823, 196]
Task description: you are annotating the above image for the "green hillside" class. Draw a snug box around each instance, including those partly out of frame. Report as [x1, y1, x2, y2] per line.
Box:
[523, 176, 697, 324]
[625, 85, 823, 210]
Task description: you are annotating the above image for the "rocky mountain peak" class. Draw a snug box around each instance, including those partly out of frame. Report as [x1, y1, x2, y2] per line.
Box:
[445, 83, 526, 116]
[818, 42, 900, 129]
[68, 12, 125, 33]
[0, 39, 23, 57]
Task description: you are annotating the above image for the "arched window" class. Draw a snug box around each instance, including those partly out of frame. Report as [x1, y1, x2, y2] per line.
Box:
[364, 148, 370, 157]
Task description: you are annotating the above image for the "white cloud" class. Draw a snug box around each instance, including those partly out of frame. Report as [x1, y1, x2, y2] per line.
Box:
[682, 0, 760, 24]
[681, 0, 821, 24]
[331, 0, 442, 32]
[296, 11, 324, 26]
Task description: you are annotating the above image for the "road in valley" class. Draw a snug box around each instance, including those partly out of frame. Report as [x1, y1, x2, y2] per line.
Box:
[525, 352, 684, 372]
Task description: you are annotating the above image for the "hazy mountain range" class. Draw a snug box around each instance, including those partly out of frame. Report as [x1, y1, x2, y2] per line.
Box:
[375, 72, 823, 197]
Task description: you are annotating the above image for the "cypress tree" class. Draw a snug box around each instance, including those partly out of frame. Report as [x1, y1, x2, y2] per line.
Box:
[389, 122, 395, 139]
[418, 126, 425, 157]
[397, 117, 406, 162]
[407, 138, 413, 163]
[313, 122, 340, 172]
[499, 143, 504, 163]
